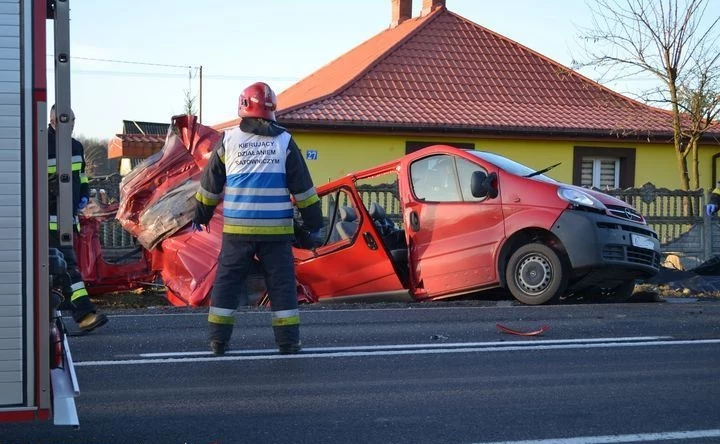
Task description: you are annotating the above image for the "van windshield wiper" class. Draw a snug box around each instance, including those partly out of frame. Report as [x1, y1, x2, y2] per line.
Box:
[525, 162, 561, 178]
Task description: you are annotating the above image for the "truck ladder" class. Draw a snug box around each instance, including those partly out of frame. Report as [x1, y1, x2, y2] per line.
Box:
[51, 0, 73, 246]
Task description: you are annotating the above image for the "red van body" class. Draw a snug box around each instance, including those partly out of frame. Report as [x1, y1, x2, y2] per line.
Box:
[291, 145, 660, 305]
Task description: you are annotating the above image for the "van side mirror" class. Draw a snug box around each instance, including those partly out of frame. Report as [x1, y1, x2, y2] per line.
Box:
[471, 171, 498, 199]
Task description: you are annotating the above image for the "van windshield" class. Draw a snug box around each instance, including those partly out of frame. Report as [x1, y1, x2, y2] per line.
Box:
[467, 151, 558, 183]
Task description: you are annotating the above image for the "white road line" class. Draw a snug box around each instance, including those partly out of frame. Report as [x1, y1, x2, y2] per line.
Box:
[137, 336, 672, 357]
[97, 304, 578, 317]
[467, 428, 720, 443]
[74, 338, 720, 367]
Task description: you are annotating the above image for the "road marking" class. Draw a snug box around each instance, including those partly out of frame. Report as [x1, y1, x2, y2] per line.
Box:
[136, 336, 672, 357]
[94, 304, 591, 318]
[467, 428, 720, 443]
[74, 337, 720, 367]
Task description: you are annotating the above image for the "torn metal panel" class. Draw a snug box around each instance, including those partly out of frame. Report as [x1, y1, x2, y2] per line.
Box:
[117, 115, 222, 250]
[113, 115, 223, 306]
[75, 201, 155, 296]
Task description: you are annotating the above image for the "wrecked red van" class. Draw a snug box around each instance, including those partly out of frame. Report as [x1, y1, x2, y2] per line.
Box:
[112, 118, 660, 306]
[292, 145, 661, 305]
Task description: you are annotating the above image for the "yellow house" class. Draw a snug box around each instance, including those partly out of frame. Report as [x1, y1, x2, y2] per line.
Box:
[216, 0, 720, 191]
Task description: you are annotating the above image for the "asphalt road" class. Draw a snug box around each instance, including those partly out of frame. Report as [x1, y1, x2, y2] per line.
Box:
[2, 299, 720, 444]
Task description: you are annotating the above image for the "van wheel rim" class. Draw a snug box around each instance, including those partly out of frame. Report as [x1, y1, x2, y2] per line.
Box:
[515, 254, 552, 295]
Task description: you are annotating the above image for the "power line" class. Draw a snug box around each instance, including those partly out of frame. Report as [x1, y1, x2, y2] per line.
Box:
[45, 68, 297, 82]
[46, 54, 299, 81]
[69, 55, 197, 69]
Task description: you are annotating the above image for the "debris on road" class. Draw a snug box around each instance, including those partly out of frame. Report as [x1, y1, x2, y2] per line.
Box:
[496, 323, 550, 336]
[649, 255, 720, 296]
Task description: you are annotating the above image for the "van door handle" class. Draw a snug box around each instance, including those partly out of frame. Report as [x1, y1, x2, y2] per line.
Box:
[363, 232, 378, 250]
[409, 211, 420, 232]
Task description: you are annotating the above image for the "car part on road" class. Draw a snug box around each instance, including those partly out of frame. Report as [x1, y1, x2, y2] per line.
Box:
[496, 323, 550, 336]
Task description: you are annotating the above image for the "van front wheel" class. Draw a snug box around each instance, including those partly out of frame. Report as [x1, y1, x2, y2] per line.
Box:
[506, 243, 567, 305]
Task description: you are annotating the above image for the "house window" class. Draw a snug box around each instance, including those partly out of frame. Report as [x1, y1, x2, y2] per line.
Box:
[581, 157, 620, 188]
[573, 147, 636, 189]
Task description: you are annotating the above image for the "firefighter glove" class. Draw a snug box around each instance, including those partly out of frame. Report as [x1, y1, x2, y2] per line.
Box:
[309, 229, 322, 245]
[707, 204, 718, 216]
[192, 221, 209, 233]
[77, 196, 88, 211]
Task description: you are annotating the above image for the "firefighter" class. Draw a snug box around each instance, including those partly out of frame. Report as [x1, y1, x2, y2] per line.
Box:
[193, 82, 323, 356]
[707, 181, 720, 216]
[48, 105, 108, 332]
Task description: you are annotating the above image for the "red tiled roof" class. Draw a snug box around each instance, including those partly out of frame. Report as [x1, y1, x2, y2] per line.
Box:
[215, 7, 716, 141]
[107, 133, 166, 159]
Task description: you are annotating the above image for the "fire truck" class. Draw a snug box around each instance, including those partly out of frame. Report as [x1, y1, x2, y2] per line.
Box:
[0, 0, 80, 425]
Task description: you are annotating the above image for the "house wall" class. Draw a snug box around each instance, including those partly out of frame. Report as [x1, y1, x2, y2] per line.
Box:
[294, 134, 407, 184]
[292, 132, 720, 190]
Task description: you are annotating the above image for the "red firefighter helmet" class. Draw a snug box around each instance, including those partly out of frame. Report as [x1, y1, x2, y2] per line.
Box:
[238, 82, 277, 121]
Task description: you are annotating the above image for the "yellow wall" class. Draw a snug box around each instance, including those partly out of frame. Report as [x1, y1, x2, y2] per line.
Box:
[293, 132, 720, 190]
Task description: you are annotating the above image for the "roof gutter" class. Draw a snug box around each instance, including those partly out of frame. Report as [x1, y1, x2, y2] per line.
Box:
[276, 120, 702, 144]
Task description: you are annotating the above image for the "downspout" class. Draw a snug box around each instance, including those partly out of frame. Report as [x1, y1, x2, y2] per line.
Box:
[712, 152, 720, 188]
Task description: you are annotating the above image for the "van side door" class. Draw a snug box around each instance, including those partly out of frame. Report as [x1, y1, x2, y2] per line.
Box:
[293, 186, 406, 302]
[402, 154, 504, 299]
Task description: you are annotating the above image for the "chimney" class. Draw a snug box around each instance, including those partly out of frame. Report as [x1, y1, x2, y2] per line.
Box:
[421, 0, 445, 16]
[391, 0, 412, 27]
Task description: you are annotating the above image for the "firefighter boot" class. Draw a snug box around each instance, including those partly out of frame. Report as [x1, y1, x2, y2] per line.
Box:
[274, 324, 301, 354]
[209, 324, 233, 356]
[71, 294, 105, 330]
[278, 342, 302, 355]
[78, 312, 108, 332]
[210, 340, 228, 356]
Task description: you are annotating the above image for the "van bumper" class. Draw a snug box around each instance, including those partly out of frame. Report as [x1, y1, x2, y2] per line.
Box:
[550, 209, 661, 279]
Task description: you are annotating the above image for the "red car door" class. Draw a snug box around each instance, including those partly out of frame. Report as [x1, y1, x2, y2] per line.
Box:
[401, 153, 505, 299]
[293, 186, 406, 302]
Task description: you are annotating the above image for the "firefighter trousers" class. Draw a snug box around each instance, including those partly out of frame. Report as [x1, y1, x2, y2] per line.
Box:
[48, 230, 96, 322]
[208, 235, 300, 348]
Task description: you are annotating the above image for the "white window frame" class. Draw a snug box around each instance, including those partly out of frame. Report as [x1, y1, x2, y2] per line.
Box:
[582, 157, 620, 189]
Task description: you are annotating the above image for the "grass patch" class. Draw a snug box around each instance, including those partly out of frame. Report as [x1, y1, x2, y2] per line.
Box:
[91, 287, 170, 308]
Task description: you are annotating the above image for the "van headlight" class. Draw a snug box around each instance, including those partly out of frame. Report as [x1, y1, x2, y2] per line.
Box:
[557, 187, 607, 211]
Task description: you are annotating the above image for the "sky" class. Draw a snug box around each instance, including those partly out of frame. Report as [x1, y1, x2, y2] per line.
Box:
[45, 0, 719, 140]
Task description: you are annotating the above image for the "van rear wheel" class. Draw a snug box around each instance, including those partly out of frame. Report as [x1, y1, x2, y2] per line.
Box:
[506, 243, 567, 305]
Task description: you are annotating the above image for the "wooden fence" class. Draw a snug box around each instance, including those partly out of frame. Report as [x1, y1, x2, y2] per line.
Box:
[600, 183, 705, 245]
[91, 177, 717, 268]
[88, 175, 137, 251]
[601, 182, 713, 268]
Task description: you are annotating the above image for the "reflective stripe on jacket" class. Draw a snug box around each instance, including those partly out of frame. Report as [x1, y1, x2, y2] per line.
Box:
[49, 215, 80, 231]
[47, 125, 90, 217]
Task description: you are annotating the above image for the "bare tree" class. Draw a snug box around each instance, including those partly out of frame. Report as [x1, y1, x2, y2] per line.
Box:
[577, 0, 720, 191]
[77, 136, 119, 177]
[678, 55, 720, 188]
[183, 89, 197, 116]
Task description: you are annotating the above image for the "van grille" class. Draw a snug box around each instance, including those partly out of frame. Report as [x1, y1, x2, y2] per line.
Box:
[597, 222, 659, 240]
[602, 245, 661, 267]
[606, 205, 644, 223]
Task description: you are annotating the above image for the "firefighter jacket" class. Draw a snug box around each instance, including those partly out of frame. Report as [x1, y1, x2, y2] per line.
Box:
[710, 185, 720, 206]
[194, 118, 322, 241]
[707, 183, 720, 216]
[47, 125, 90, 229]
